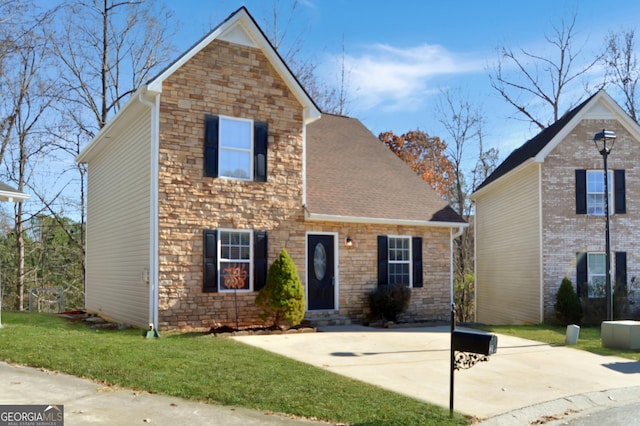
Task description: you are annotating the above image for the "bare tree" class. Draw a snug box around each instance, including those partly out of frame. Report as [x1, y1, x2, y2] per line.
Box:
[44, 0, 178, 303]
[54, 0, 178, 133]
[490, 13, 602, 130]
[265, 0, 351, 115]
[435, 89, 494, 322]
[0, 8, 57, 310]
[604, 29, 640, 123]
[436, 88, 483, 216]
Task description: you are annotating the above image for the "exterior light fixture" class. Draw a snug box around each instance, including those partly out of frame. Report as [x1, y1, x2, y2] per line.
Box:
[345, 236, 353, 249]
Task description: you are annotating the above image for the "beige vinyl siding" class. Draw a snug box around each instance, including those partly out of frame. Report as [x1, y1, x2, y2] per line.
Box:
[85, 110, 151, 328]
[475, 164, 542, 324]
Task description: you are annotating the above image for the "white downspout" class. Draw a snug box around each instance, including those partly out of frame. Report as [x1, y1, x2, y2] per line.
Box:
[139, 92, 160, 330]
[301, 109, 308, 207]
[450, 226, 464, 307]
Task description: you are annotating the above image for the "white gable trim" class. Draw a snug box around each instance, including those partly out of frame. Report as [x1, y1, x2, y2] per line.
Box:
[534, 90, 640, 162]
[0, 189, 29, 202]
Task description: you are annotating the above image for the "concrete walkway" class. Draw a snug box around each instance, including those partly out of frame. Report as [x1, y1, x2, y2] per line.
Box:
[233, 325, 640, 424]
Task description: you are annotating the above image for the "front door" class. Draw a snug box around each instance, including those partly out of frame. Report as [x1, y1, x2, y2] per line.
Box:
[307, 234, 335, 310]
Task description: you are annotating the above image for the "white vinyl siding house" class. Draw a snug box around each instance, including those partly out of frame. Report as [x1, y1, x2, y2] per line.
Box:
[81, 101, 152, 328]
[472, 90, 640, 324]
[474, 163, 542, 324]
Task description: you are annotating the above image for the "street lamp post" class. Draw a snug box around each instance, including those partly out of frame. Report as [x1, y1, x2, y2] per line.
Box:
[593, 129, 616, 321]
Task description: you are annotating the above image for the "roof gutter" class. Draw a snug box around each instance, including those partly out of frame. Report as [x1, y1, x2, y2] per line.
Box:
[138, 91, 160, 331]
[305, 211, 467, 228]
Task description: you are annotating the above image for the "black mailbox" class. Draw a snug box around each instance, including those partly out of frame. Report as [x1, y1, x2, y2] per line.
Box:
[452, 330, 497, 355]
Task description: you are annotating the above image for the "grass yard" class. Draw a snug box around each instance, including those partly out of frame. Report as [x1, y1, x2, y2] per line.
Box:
[0, 312, 468, 426]
[475, 324, 640, 361]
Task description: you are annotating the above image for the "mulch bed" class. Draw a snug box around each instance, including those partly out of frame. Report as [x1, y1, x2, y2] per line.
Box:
[209, 324, 316, 336]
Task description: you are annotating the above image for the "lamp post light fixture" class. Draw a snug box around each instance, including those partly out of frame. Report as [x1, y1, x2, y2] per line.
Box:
[593, 129, 616, 321]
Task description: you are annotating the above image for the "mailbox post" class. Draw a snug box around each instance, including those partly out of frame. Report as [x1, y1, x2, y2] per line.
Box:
[449, 304, 497, 416]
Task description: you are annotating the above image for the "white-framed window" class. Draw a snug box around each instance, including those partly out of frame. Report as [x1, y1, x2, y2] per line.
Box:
[587, 252, 606, 298]
[218, 229, 252, 292]
[219, 116, 253, 180]
[388, 236, 412, 286]
[587, 170, 613, 216]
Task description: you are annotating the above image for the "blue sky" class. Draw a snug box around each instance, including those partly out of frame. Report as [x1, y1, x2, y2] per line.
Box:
[166, 0, 640, 164]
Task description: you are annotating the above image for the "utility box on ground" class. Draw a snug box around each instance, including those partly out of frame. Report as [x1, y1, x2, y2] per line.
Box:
[601, 320, 640, 349]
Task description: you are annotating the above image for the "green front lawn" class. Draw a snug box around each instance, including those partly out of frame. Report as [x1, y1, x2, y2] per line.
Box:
[475, 324, 640, 361]
[0, 312, 467, 426]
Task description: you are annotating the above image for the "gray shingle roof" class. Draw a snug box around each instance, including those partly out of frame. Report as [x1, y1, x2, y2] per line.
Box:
[306, 114, 465, 225]
[474, 92, 597, 192]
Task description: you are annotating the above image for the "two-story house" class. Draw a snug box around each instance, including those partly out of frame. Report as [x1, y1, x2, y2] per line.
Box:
[77, 7, 466, 331]
[471, 89, 640, 324]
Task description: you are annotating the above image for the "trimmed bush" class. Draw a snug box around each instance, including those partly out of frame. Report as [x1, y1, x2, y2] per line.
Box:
[255, 248, 305, 328]
[368, 284, 411, 322]
[555, 277, 583, 325]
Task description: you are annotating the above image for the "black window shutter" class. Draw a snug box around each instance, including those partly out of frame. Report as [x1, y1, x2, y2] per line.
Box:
[254, 231, 268, 291]
[615, 251, 627, 296]
[377, 236, 388, 286]
[204, 115, 219, 177]
[576, 252, 587, 298]
[614, 170, 626, 214]
[254, 121, 268, 182]
[412, 237, 423, 288]
[575, 169, 586, 214]
[203, 229, 218, 292]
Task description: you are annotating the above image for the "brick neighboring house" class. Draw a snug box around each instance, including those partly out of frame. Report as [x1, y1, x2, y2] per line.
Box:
[77, 7, 465, 331]
[471, 89, 640, 324]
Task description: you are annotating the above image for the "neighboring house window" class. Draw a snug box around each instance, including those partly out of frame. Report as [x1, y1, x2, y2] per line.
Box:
[575, 169, 625, 215]
[587, 253, 606, 298]
[204, 115, 268, 181]
[576, 251, 627, 299]
[586, 170, 612, 215]
[203, 229, 268, 293]
[377, 235, 423, 288]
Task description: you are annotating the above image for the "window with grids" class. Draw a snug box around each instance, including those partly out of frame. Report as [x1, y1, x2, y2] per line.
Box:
[587, 170, 612, 215]
[219, 230, 252, 291]
[219, 117, 253, 180]
[587, 253, 606, 298]
[388, 236, 411, 286]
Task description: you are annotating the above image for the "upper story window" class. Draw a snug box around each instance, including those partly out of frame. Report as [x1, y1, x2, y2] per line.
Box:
[575, 169, 625, 215]
[219, 117, 253, 180]
[586, 170, 612, 215]
[204, 114, 268, 182]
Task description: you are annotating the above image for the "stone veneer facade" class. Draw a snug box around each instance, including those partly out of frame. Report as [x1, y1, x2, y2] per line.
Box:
[154, 39, 453, 330]
[541, 118, 640, 321]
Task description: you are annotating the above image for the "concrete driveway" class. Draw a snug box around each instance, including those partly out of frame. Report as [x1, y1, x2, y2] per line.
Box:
[233, 325, 640, 423]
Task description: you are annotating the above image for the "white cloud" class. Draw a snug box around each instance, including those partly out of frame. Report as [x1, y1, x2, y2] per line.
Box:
[324, 43, 486, 113]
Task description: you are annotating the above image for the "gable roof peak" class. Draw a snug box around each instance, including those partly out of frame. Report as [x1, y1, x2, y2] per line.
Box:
[473, 90, 614, 194]
[145, 6, 320, 121]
